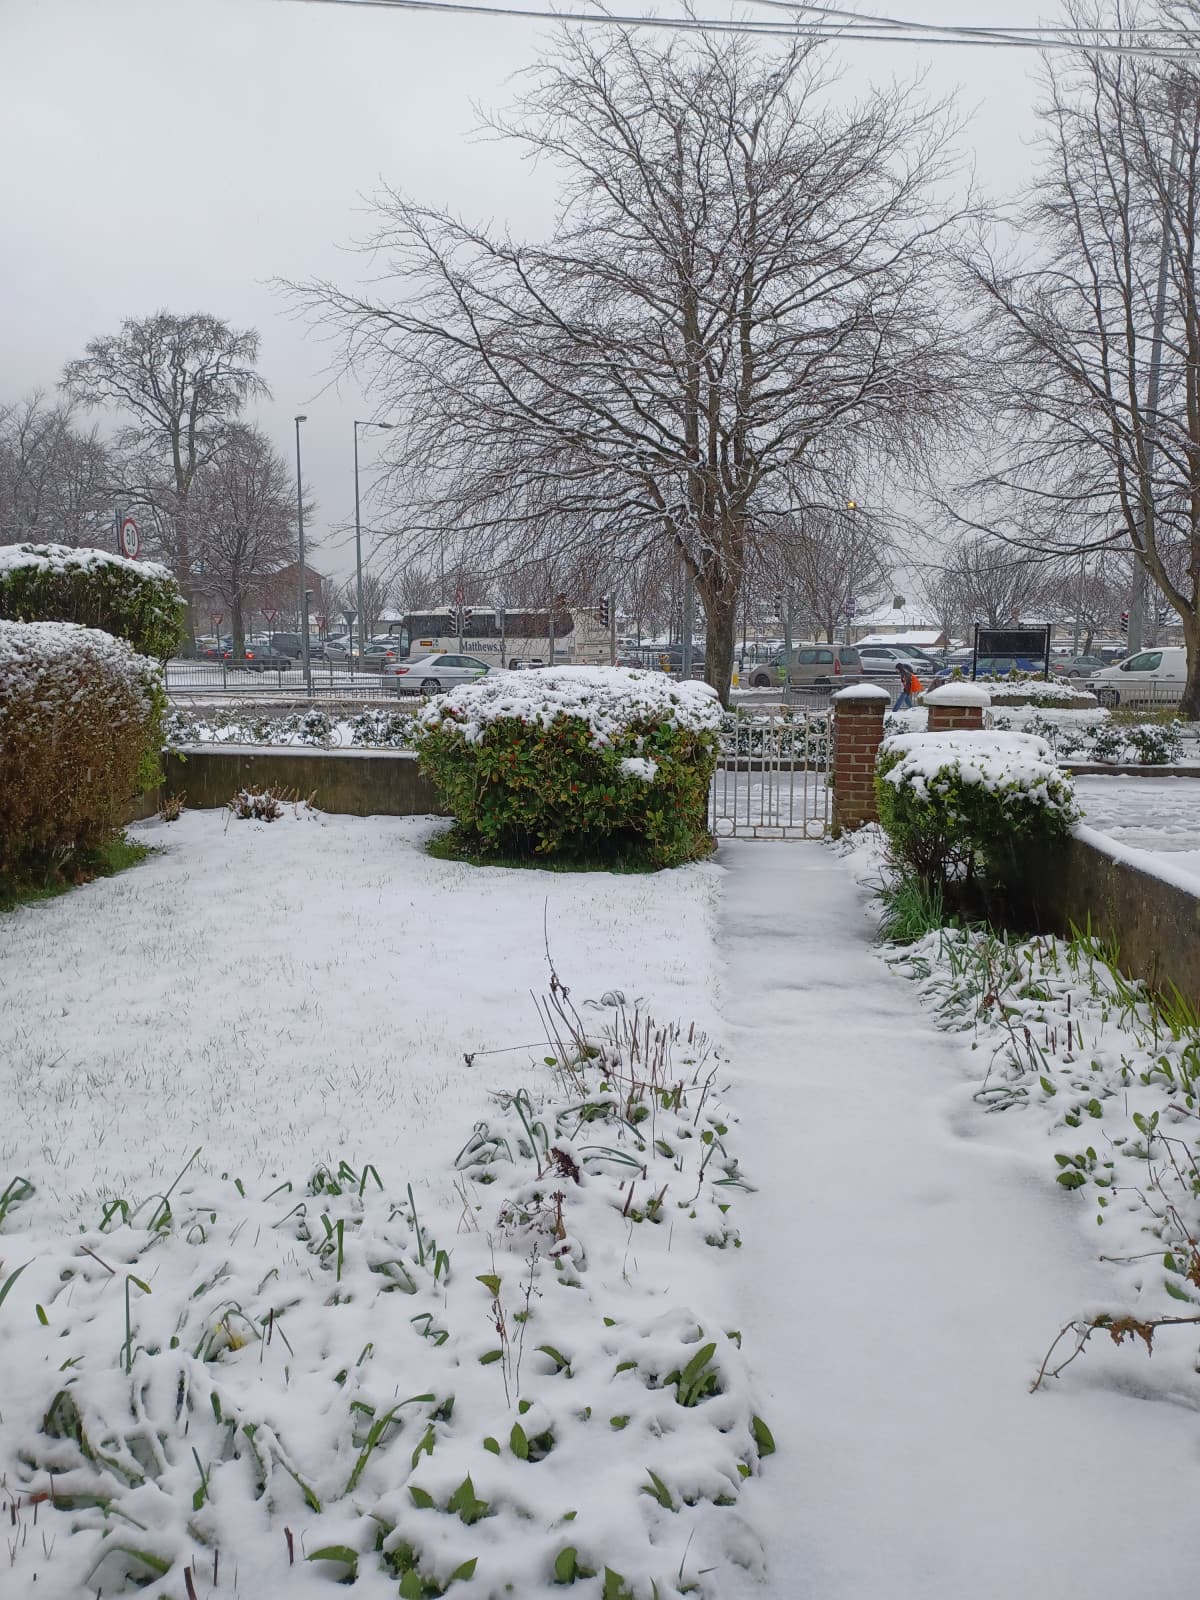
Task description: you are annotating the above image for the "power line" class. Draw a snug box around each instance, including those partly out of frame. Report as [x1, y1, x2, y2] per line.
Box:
[273, 0, 1197, 57]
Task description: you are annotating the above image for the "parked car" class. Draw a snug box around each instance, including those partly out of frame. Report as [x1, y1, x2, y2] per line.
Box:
[222, 643, 296, 671]
[265, 632, 320, 660]
[1051, 654, 1107, 679]
[929, 653, 1044, 688]
[1087, 647, 1188, 708]
[857, 643, 938, 670]
[196, 636, 232, 660]
[788, 644, 864, 689]
[384, 653, 497, 693]
[745, 656, 787, 688]
[322, 635, 353, 663]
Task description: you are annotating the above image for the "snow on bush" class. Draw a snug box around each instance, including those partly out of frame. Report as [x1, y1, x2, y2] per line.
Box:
[876, 729, 1079, 892]
[886, 922, 1200, 1397]
[2, 992, 773, 1599]
[0, 620, 164, 873]
[0, 542, 185, 660]
[981, 677, 1095, 706]
[165, 704, 421, 751]
[415, 668, 723, 866]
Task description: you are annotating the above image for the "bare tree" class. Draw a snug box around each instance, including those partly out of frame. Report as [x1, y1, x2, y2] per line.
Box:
[61, 313, 270, 628]
[334, 567, 393, 640]
[961, 3, 1200, 714]
[289, 30, 969, 702]
[920, 534, 1051, 635]
[777, 500, 893, 642]
[0, 393, 113, 547]
[190, 426, 297, 656]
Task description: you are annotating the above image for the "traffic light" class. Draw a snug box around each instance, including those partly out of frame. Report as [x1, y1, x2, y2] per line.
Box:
[598, 597, 610, 628]
[773, 593, 783, 617]
[1120, 610, 1129, 635]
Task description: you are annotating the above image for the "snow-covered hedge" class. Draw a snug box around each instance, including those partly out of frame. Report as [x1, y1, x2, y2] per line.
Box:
[0, 542, 184, 660]
[416, 668, 723, 866]
[982, 677, 1095, 706]
[876, 729, 1079, 892]
[0, 620, 165, 873]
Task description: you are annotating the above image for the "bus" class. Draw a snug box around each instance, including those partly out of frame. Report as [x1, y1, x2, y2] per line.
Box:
[384, 606, 610, 668]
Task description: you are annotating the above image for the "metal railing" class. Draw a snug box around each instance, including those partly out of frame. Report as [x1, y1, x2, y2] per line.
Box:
[710, 704, 832, 839]
[166, 659, 406, 700]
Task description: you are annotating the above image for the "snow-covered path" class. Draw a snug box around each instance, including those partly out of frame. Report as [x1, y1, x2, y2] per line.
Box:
[716, 843, 1200, 1600]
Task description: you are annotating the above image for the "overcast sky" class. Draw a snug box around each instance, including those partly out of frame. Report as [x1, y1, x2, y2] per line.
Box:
[2, 0, 1059, 583]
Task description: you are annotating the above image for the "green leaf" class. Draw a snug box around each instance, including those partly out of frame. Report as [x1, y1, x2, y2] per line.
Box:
[449, 1557, 478, 1583]
[609, 1414, 630, 1430]
[1056, 1170, 1087, 1190]
[554, 1547, 578, 1583]
[643, 1469, 673, 1508]
[483, 1436, 501, 1455]
[0, 1261, 31, 1312]
[408, 1485, 435, 1509]
[35, 1303, 48, 1326]
[399, 1570, 424, 1600]
[603, 1568, 635, 1600]
[476, 1273, 501, 1297]
[751, 1414, 776, 1457]
[307, 1545, 358, 1578]
[479, 1348, 503, 1365]
[1165, 1278, 1197, 1303]
[510, 1422, 530, 1460]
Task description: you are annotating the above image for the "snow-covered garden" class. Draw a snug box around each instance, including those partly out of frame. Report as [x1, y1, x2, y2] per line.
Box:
[4, 553, 1200, 1597]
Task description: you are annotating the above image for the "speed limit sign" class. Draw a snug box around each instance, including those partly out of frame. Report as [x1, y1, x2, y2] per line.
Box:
[119, 515, 141, 559]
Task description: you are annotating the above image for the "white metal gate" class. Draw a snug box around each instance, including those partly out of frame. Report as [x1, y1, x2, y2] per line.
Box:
[710, 702, 832, 839]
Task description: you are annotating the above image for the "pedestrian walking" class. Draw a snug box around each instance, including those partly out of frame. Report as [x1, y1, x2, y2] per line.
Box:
[893, 660, 924, 710]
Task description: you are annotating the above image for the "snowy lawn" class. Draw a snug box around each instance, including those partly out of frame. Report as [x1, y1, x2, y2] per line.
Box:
[0, 810, 780, 1600]
[1074, 773, 1200, 876]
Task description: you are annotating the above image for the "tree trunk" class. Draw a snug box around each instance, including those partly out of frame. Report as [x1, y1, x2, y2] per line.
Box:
[701, 587, 737, 709]
[232, 594, 246, 660]
[1180, 619, 1200, 721]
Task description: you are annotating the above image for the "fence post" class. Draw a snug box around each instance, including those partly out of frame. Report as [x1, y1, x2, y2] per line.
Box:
[831, 684, 890, 834]
[923, 684, 991, 733]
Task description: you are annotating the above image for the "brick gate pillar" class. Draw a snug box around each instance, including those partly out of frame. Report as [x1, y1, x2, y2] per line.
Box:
[831, 684, 891, 834]
[923, 684, 992, 733]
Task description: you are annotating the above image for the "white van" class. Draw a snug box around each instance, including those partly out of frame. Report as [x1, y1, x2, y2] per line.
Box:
[1087, 646, 1188, 708]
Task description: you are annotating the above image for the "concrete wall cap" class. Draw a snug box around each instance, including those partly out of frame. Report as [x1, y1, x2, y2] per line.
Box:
[921, 684, 992, 708]
[833, 683, 891, 702]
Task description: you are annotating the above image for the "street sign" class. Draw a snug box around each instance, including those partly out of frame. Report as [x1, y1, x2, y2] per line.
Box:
[118, 515, 140, 559]
[844, 595, 857, 618]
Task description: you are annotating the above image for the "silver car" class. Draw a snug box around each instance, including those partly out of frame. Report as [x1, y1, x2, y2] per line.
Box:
[384, 653, 496, 694]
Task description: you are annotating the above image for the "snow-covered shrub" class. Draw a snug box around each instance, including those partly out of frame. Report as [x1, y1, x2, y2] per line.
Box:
[1123, 722, 1183, 765]
[229, 787, 285, 821]
[0, 620, 164, 874]
[876, 729, 1079, 894]
[982, 677, 1095, 707]
[0, 542, 184, 660]
[415, 667, 723, 867]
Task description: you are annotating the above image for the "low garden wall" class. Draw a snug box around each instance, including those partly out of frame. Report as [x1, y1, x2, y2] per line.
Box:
[1027, 826, 1200, 1003]
[151, 746, 443, 818]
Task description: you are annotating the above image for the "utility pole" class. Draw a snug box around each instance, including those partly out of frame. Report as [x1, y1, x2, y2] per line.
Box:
[294, 415, 311, 694]
[609, 593, 617, 666]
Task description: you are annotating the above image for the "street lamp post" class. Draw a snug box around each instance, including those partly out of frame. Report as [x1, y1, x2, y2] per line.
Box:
[294, 415, 311, 694]
[354, 420, 395, 659]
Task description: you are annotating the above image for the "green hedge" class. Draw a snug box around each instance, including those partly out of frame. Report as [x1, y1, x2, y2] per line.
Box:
[0, 620, 165, 876]
[0, 543, 185, 659]
[415, 668, 722, 867]
[876, 730, 1078, 894]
